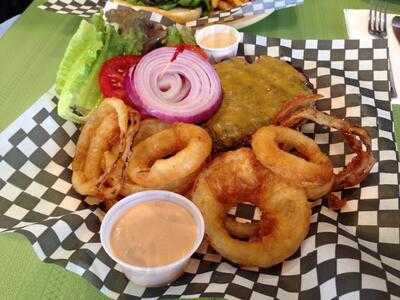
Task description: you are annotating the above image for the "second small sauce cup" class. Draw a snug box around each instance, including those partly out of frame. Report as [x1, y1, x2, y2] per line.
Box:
[195, 24, 241, 62]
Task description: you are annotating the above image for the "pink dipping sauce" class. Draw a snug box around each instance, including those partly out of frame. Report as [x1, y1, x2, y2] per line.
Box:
[110, 200, 197, 267]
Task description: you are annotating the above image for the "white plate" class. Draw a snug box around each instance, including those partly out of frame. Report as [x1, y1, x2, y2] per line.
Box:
[226, 11, 273, 29]
[107, 0, 273, 30]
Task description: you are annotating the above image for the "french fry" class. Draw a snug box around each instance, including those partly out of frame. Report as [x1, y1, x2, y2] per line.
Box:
[212, 0, 219, 9]
[217, 0, 233, 10]
[226, 0, 243, 7]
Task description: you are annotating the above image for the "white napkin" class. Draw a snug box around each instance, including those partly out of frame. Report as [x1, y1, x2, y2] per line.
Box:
[344, 9, 400, 104]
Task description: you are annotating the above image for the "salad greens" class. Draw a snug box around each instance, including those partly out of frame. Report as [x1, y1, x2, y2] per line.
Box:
[165, 25, 196, 46]
[56, 11, 197, 124]
[105, 8, 165, 53]
[56, 14, 145, 123]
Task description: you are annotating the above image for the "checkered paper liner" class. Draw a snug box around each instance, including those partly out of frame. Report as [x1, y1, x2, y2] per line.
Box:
[1, 35, 400, 299]
[38, 0, 303, 28]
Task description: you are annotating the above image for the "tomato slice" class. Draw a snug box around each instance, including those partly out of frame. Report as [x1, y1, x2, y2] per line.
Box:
[172, 44, 209, 61]
[99, 55, 141, 103]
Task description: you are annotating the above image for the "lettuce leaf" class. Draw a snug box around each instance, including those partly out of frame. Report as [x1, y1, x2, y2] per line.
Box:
[91, 13, 106, 33]
[177, 26, 196, 44]
[56, 20, 104, 123]
[70, 25, 142, 120]
[164, 25, 196, 46]
[55, 20, 103, 96]
[56, 14, 146, 123]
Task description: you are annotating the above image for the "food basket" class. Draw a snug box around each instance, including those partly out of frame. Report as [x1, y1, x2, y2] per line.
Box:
[1, 7, 400, 300]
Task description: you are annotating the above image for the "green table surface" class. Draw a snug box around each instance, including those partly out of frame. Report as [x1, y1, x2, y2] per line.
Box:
[1, 0, 400, 299]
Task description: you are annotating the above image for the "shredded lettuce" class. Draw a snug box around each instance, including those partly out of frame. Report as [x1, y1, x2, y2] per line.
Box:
[56, 14, 145, 123]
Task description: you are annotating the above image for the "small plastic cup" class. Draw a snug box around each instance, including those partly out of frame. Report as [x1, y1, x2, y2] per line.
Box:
[195, 24, 241, 62]
[100, 190, 205, 287]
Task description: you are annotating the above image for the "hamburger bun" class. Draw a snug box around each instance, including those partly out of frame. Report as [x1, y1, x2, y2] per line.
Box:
[114, 0, 202, 24]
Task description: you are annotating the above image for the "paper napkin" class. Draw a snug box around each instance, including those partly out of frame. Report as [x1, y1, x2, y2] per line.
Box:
[344, 9, 400, 104]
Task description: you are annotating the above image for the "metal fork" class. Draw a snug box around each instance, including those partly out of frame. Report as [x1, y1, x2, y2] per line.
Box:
[368, 0, 397, 97]
[368, 0, 388, 37]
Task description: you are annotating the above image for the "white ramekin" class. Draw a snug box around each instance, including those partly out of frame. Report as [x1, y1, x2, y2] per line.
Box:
[100, 190, 205, 287]
[195, 24, 241, 62]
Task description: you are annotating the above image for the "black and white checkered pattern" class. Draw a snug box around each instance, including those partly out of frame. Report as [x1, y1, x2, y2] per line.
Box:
[38, 0, 105, 18]
[1, 36, 399, 299]
[104, 1, 176, 27]
[39, 0, 303, 27]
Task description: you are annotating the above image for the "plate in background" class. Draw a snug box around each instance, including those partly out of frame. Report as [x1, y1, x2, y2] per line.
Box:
[227, 11, 272, 29]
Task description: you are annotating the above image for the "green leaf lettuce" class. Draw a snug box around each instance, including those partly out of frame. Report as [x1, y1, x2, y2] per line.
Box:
[56, 14, 145, 123]
[165, 25, 196, 46]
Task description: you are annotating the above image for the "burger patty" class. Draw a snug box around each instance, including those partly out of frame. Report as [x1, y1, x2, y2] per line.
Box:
[204, 56, 314, 151]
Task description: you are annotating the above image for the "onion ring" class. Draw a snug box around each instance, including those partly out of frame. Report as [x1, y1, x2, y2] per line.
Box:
[327, 193, 347, 211]
[272, 93, 323, 125]
[274, 106, 375, 190]
[224, 217, 260, 239]
[121, 170, 200, 196]
[123, 123, 212, 194]
[133, 118, 171, 146]
[192, 148, 311, 267]
[204, 148, 267, 205]
[252, 126, 334, 200]
[72, 98, 140, 201]
[125, 47, 222, 123]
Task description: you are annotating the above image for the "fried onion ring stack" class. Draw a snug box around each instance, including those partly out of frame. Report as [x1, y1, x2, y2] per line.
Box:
[72, 98, 140, 201]
[72, 100, 212, 205]
[192, 148, 311, 267]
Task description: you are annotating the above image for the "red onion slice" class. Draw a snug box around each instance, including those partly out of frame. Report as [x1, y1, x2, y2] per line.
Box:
[125, 47, 222, 123]
[157, 73, 190, 103]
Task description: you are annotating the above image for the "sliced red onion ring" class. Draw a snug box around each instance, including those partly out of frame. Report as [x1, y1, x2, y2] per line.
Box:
[125, 47, 222, 123]
[157, 73, 191, 103]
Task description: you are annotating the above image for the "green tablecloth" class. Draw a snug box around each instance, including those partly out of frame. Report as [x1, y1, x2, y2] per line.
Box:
[0, 0, 399, 298]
